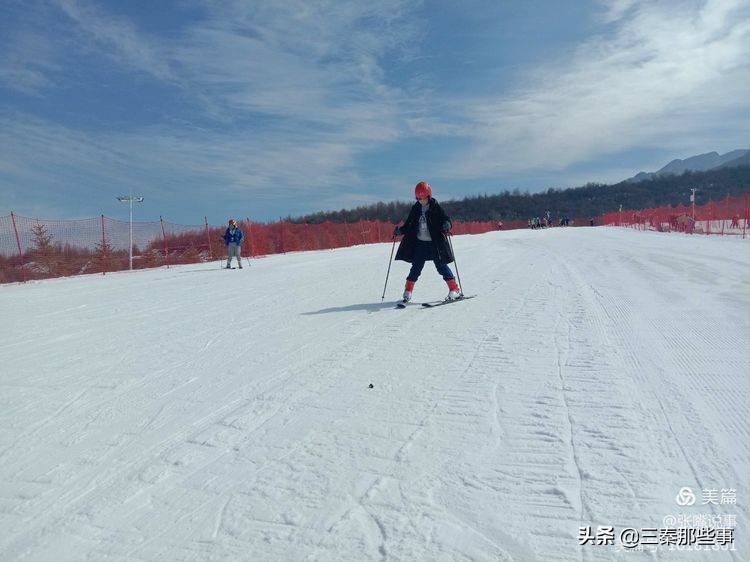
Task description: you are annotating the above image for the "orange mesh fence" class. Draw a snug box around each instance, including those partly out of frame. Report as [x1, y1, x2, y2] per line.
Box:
[1, 213, 504, 284]
[596, 194, 750, 237]
[0, 214, 212, 283]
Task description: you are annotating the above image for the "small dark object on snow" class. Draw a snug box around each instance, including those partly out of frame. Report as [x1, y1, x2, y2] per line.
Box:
[368, 383, 374, 389]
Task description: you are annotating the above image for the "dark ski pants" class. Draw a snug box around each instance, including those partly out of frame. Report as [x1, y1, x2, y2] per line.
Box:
[407, 240, 454, 282]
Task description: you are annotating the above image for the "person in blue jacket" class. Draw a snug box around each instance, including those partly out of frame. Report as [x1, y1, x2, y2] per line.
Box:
[222, 219, 244, 269]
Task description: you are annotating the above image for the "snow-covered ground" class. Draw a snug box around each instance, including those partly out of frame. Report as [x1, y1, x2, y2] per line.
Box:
[1, 227, 748, 562]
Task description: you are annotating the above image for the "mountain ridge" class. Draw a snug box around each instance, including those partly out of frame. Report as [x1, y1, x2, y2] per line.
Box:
[626, 149, 749, 183]
[293, 165, 750, 224]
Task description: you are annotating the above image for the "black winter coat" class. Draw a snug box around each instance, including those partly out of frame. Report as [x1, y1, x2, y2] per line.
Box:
[395, 199, 454, 264]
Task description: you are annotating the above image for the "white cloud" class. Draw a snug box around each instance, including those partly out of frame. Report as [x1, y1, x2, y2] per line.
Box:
[3, 0, 747, 219]
[0, 0, 425, 218]
[596, 0, 642, 23]
[0, 25, 61, 95]
[170, 1, 420, 129]
[441, 0, 750, 178]
[0, 112, 375, 212]
[54, 0, 176, 81]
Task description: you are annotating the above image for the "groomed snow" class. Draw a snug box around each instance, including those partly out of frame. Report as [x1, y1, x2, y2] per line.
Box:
[1, 227, 748, 561]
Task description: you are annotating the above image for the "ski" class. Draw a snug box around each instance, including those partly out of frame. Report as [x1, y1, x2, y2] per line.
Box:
[421, 295, 477, 308]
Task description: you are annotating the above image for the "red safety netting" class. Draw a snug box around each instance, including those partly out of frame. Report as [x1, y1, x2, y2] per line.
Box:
[596, 194, 750, 237]
[0, 213, 508, 284]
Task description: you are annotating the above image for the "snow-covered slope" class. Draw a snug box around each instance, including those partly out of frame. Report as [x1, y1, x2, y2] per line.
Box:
[1, 228, 748, 561]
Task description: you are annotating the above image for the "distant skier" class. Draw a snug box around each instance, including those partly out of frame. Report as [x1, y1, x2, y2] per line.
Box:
[393, 181, 460, 303]
[222, 219, 244, 269]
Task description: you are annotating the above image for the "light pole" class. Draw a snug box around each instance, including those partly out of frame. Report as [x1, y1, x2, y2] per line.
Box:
[116, 195, 144, 270]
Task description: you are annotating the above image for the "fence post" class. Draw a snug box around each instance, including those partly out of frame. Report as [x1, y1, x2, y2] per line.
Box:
[160, 216, 170, 268]
[10, 212, 26, 283]
[246, 217, 253, 257]
[101, 214, 108, 275]
[204, 216, 213, 260]
[723, 195, 729, 236]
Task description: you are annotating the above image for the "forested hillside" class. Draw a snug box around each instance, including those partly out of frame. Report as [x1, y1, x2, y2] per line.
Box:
[293, 166, 750, 223]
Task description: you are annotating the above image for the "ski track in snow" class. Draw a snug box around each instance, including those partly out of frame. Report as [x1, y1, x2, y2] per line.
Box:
[0, 228, 748, 561]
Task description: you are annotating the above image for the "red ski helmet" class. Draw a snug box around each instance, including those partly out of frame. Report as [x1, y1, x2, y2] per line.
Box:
[414, 181, 432, 199]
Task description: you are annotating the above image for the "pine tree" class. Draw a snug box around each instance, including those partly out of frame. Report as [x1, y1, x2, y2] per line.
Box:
[30, 223, 60, 275]
[94, 239, 116, 272]
[140, 247, 162, 268]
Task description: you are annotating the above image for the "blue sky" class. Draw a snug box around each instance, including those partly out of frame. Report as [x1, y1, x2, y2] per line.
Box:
[1, 0, 748, 224]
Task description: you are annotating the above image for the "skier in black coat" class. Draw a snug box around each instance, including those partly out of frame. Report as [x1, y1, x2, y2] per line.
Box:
[393, 181, 460, 302]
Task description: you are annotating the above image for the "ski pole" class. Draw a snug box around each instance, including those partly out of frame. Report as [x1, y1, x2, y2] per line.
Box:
[447, 234, 464, 296]
[380, 237, 397, 301]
